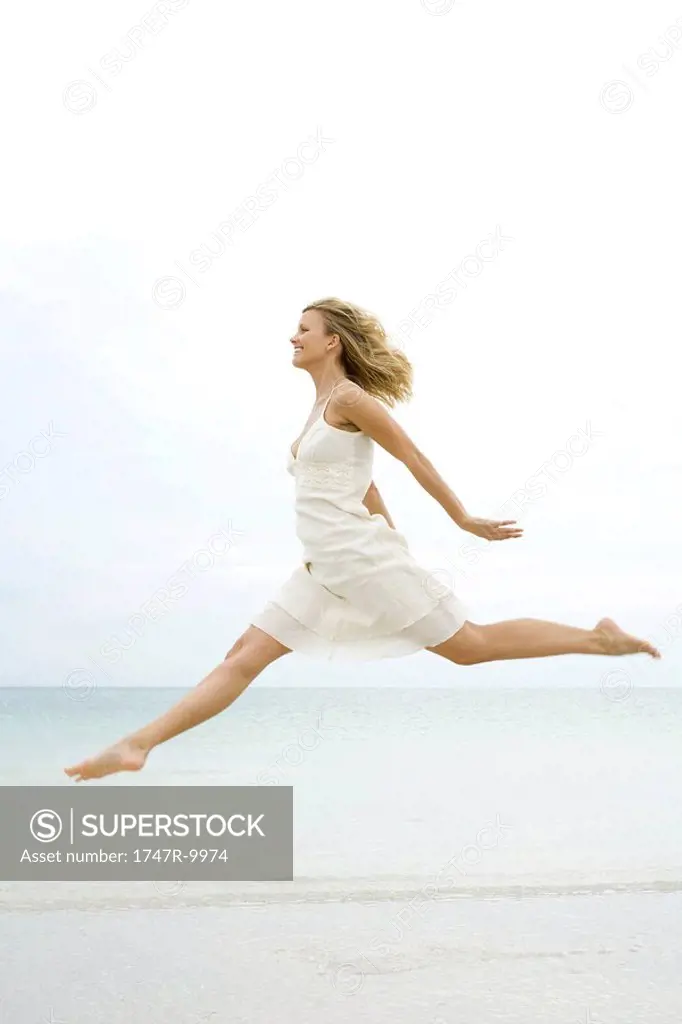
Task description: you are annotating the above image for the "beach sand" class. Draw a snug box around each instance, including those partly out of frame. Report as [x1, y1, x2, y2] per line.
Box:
[4, 686, 682, 1021]
[1, 887, 681, 1023]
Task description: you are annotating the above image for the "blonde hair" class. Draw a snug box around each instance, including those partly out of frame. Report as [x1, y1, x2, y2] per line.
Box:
[303, 297, 413, 407]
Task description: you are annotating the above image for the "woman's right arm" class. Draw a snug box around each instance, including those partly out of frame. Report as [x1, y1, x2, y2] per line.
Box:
[363, 481, 395, 529]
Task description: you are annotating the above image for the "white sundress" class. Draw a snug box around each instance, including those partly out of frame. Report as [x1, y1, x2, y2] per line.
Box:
[250, 384, 468, 660]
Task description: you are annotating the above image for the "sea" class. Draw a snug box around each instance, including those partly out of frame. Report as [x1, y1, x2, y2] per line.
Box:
[1, 685, 681, 1023]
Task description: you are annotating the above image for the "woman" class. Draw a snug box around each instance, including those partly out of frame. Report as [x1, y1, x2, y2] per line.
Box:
[65, 298, 660, 782]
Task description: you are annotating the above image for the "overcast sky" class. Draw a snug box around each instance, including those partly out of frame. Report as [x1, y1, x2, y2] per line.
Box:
[1, 0, 680, 690]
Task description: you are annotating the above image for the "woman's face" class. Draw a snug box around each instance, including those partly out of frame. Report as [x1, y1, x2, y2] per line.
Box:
[290, 309, 337, 369]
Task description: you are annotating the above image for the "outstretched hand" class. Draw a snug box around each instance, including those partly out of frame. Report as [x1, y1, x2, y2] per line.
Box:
[461, 515, 523, 541]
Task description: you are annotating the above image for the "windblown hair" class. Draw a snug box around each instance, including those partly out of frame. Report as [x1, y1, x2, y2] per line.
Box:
[303, 297, 413, 407]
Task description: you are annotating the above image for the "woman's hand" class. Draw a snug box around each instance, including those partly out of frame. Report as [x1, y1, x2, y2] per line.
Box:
[460, 515, 523, 541]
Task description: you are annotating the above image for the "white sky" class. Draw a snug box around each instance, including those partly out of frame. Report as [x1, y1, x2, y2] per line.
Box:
[1, 0, 681, 688]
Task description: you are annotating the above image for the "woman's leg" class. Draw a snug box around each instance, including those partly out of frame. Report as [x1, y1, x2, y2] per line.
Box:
[427, 616, 661, 665]
[64, 626, 291, 782]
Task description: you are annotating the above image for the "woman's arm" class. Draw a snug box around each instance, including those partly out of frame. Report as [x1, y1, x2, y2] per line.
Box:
[363, 481, 395, 528]
[330, 382, 522, 541]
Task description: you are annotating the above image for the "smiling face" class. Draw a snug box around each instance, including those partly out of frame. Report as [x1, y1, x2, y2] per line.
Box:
[290, 308, 340, 370]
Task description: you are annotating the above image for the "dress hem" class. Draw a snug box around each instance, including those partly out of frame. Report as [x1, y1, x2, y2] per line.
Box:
[250, 591, 468, 662]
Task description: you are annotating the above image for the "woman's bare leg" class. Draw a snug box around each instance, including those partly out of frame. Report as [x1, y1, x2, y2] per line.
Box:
[427, 616, 661, 665]
[64, 626, 291, 782]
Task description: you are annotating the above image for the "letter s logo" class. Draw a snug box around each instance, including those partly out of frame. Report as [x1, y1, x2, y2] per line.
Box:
[30, 809, 63, 843]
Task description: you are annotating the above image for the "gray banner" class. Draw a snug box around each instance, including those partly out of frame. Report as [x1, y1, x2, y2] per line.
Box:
[0, 786, 293, 881]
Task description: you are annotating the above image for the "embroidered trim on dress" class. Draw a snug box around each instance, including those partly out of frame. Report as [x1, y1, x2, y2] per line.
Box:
[296, 462, 354, 487]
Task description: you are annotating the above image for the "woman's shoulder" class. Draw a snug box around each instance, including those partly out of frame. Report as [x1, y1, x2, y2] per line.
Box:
[327, 379, 368, 431]
[331, 378, 367, 409]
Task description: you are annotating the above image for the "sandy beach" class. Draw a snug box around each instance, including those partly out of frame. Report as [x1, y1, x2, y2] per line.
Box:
[2, 888, 681, 1023]
[3, 687, 682, 1021]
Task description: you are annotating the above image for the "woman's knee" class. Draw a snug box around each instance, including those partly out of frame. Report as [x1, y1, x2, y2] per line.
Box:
[427, 621, 486, 665]
[224, 626, 291, 674]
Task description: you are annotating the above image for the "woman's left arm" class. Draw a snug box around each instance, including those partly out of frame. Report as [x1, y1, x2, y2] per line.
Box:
[331, 383, 521, 541]
[331, 383, 469, 524]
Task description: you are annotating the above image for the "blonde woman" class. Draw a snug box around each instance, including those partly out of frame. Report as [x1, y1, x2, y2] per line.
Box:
[65, 298, 660, 782]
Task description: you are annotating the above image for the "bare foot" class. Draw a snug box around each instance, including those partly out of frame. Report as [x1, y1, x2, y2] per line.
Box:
[595, 617, 661, 659]
[64, 738, 149, 782]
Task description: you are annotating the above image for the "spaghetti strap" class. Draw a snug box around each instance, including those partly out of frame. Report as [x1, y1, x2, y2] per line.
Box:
[322, 378, 347, 416]
[291, 380, 352, 462]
